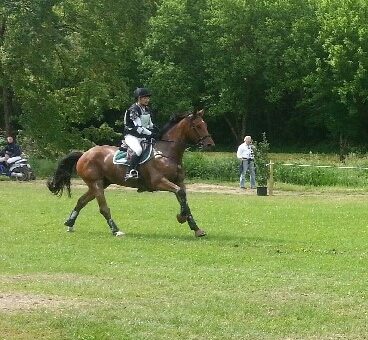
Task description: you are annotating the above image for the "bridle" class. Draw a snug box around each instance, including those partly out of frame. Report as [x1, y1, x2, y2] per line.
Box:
[190, 117, 213, 147]
[159, 116, 212, 147]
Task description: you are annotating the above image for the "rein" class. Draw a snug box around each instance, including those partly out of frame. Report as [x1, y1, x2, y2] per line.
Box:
[156, 115, 213, 148]
[159, 139, 186, 146]
[158, 137, 210, 147]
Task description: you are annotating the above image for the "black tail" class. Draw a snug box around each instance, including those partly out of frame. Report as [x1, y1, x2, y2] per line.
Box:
[47, 151, 83, 197]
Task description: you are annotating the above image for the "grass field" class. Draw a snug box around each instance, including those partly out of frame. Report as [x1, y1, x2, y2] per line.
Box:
[0, 181, 367, 339]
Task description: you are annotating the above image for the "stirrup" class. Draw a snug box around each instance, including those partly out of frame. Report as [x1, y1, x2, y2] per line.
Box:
[124, 169, 139, 180]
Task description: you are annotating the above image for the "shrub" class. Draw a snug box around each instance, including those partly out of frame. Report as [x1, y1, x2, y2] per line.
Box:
[273, 163, 368, 187]
[28, 158, 56, 179]
[183, 152, 238, 181]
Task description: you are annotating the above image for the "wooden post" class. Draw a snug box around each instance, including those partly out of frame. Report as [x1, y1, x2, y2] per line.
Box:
[268, 161, 274, 196]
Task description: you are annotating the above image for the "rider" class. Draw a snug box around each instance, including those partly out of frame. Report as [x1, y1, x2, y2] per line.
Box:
[0, 136, 22, 167]
[123, 87, 158, 180]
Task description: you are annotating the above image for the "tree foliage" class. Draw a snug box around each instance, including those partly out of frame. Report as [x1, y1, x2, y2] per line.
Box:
[1, 0, 368, 154]
[1, 0, 156, 155]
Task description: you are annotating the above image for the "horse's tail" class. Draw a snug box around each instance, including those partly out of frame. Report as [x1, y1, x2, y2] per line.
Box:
[47, 151, 83, 197]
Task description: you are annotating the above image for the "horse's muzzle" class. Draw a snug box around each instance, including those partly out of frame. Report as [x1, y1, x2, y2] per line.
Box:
[199, 136, 215, 151]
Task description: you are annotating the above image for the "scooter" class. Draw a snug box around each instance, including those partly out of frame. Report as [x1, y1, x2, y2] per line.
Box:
[0, 156, 36, 181]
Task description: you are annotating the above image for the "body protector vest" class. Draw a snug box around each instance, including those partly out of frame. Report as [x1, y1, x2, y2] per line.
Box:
[124, 103, 154, 138]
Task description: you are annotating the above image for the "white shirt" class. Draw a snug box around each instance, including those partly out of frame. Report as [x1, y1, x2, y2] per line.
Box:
[237, 143, 255, 160]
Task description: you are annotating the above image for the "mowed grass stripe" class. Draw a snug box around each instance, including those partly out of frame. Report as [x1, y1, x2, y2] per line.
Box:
[0, 181, 367, 339]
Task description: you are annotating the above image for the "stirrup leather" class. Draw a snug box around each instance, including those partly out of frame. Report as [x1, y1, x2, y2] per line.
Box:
[125, 169, 139, 180]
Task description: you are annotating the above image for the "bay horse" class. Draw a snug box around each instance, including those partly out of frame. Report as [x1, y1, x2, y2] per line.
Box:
[47, 109, 215, 237]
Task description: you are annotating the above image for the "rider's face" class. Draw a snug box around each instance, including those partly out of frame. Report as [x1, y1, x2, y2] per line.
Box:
[7, 137, 13, 144]
[138, 96, 150, 106]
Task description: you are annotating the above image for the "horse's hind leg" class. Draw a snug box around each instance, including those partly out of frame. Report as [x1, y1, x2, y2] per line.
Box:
[93, 181, 124, 237]
[175, 187, 206, 237]
[64, 190, 95, 232]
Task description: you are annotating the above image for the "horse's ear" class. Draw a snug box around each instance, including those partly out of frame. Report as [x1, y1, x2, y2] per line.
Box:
[197, 109, 205, 117]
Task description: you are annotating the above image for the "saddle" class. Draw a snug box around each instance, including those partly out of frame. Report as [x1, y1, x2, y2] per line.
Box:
[113, 141, 159, 166]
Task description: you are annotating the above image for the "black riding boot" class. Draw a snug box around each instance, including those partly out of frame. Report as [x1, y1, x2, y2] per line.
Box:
[125, 154, 140, 180]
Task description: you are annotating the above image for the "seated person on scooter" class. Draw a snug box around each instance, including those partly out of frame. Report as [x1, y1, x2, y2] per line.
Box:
[123, 87, 158, 180]
[0, 136, 22, 167]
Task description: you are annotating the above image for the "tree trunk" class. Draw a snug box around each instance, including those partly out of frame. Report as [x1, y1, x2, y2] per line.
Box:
[339, 133, 348, 163]
[223, 109, 248, 144]
[0, 16, 12, 135]
[240, 112, 246, 142]
[3, 85, 12, 135]
[224, 113, 241, 143]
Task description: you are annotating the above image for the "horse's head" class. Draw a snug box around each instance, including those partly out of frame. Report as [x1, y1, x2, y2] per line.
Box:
[187, 109, 215, 150]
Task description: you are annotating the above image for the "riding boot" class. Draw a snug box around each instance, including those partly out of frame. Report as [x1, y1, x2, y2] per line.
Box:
[124, 154, 140, 180]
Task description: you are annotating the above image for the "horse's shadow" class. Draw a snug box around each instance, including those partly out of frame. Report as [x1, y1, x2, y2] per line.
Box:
[125, 229, 286, 248]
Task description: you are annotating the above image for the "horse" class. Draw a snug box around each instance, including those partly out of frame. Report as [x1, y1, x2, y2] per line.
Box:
[47, 109, 215, 237]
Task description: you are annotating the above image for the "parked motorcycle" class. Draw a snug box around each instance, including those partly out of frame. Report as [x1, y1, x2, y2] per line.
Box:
[0, 156, 36, 181]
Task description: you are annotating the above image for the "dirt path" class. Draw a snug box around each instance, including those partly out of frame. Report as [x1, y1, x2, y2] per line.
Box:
[11, 179, 368, 196]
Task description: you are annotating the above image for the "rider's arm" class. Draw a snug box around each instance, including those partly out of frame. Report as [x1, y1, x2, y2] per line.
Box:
[147, 113, 154, 130]
[125, 109, 152, 137]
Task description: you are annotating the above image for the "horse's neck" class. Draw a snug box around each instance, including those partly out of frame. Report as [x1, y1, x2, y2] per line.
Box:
[158, 123, 188, 163]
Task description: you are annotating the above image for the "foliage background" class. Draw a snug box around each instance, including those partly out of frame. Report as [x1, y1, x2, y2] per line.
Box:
[1, 0, 368, 155]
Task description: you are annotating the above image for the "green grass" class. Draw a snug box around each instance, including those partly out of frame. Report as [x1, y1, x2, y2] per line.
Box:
[0, 181, 367, 339]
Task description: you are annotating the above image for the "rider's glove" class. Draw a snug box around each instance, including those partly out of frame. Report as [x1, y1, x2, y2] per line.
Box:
[149, 130, 159, 140]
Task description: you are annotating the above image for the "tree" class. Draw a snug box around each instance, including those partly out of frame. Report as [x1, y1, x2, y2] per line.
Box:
[139, 0, 207, 121]
[202, 0, 269, 143]
[0, 6, 14, 135]
[2, 0, 157, 155]
[304, 0, 368, 146]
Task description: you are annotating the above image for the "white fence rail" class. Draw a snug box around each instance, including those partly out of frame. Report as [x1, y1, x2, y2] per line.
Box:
[280, 163, 368, 170]
[267, 161, 368, 196]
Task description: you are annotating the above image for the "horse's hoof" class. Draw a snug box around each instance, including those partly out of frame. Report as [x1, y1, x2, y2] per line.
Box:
[114, 231, 125, 237]
[66, 226, 74, 232]
[176, 214, 187, 224]
[64, 220, 74, 227]
[195, 229, 206, 237]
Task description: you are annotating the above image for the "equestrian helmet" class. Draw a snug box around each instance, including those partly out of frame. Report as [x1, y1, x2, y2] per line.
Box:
[134, 87, 151, 99]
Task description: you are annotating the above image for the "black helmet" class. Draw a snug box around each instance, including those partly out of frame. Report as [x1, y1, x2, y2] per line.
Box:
[134, 87, 151, 99]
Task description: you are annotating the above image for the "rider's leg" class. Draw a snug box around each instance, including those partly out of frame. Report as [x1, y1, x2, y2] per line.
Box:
[126, 153, 140, 178]
[0, 155, 9, 164]
[124, 135, 143, 179]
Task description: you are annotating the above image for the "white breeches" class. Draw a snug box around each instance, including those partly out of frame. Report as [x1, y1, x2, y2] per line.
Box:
[125, 135, 144, 156]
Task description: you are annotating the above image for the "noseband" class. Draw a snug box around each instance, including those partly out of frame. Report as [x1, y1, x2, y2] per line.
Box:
[190, 118, 213, 146]
[159, 116, 212, 147]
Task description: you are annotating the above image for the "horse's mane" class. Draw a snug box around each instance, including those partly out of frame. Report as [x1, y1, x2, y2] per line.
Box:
[159, 112, 191, 138]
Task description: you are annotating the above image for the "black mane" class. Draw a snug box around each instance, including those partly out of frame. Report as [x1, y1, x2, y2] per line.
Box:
[159, 112, 191, 138]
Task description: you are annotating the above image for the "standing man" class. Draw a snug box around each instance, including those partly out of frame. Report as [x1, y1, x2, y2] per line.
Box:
[0, 136, 22, 166]
[236, 135, 256, 189]
[123, 87, 157, 180]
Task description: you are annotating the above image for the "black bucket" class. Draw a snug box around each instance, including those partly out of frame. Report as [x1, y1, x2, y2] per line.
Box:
[257, 186, 268, 196]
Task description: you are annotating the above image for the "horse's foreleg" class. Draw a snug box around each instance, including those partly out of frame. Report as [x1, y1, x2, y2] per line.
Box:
[64, 190, 95, 232]
[153, 178, 206, 237]
[93, 183, 124, 237]
[175, 187, 206, 237]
